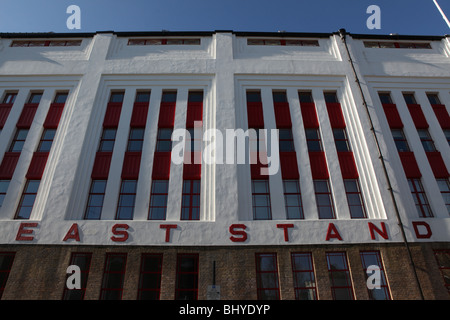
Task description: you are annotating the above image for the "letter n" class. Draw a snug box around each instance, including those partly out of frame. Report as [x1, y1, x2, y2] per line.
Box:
[368, 222, 388, 240]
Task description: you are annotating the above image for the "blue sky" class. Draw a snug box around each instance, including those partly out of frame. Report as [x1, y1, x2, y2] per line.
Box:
[0, 0, 449, 35]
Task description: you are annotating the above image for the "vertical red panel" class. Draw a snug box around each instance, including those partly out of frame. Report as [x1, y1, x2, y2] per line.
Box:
[0, 104, 13, 128]
[186, 102, 203, 128]
[273, 102, 292, 128]
[130, 102, 149, 127]
[407, 104, 428, 129]
[399, 152, 422, 178]
[16, 104, 38, 128]
[183, 163, 201, 179]
[103, 102, 122, 127]
[251, 161, 268, 179]
[326, 103, 346, 128]
[431, 104, 450, 129]
[280, 152, 299, 179]
[382, 104, 403, 128]
[158, 102, 176, 128]
[337, 151, 359, 179]
[121, 152, 142, 179]
[152, 152, 171, 179]
[26, 152, 49, 179]
[309, 151, 329, 179]
[43, 103, 65, 128]
[300, 102, 319, 128]
[247, 102, 264, 128]
[91, 152, 112, 179]
[426, 151, 449, 178]
[0, 152, 20, 179]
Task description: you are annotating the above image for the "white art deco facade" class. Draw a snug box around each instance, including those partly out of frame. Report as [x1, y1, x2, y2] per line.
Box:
[0, 30, 448, 300]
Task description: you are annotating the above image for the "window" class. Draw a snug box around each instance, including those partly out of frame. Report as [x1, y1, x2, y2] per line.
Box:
[418, 129, 436, 152]
[188, 91, 203, 103]
[252, 180, 272, 220]
[175, 254, 199, 300]
[255, 253, 280, 300]
[314, 180, 335, 219]
[54, 92, 68, 104]
[181, 180, 200, 220]
[291, 253, 317, 300]
[98, 128, 117, 152]
[116, 180, 137, 220]
[128, 38, 200, 46]
[135, 91, 151, 103]
[324, 91, 339, 103]
[445, 130, 450, 146]
[0, 180, 10, 207]
[28, 92, 42, 104]
[364, 41, 431, 49]
[246, 91, 262, 103]
[2, 92, 17, 104]
[62, 253, 92, 300]
[391, 129, 410, 152]
[127, 128, 145, 152]
[149, 180, 169, 220]
[403, 93, 417, 105]
[273, 91, 287, 103]
[37, 129, 56, 152]
[109, 92, 124, 103]
[11, 40, 81, 47]
[283, 180, 303, 219]
[378, 92, 393, 104]
[433, 250, 450, 295]
[305, 128, 322, 151]
[0, 252, 15, 299]
[427, 93, 441, 105]
[156, 128, 173, 152]
[344, 179, 367, 219]
[326, 252, 354, 300]
[298, 91, 313, 103]
[9, 129, 29, 152]
[247, 39, 319, 47]
[137, 254, 163, 300]
[100, 253, 127, 300]
[161, 91, 177, 103]
[15, 180, 40, 219]
[437, 179, 450, 215]
[360, 251, 391, 300]
[408, 178, 433, 218]
[279, 128, 295, 152]
[84, 180, 107, 220]
[333, 128, 350, 152]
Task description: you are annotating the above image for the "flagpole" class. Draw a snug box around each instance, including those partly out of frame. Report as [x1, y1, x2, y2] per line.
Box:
[433, 0, 450, 28]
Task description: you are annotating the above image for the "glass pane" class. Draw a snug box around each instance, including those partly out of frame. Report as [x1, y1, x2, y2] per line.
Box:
[121, 180, 137, 193]
[293, 254, 312, 270]
[252, 181, 268, 193]
[246, 91, 261, 102]
[135, 92, 150, 102]
[152, 181, 169, 193]
[283, 180, 299, 193]
[314, 180, 330, 193]
[254, 207, 271, 220]
[285, 194, 300, 206]
[26, 181, 40, 193]
[151, 195, 167, 207]
[110, 92, 124, 103]
[333, 288, 353, 300]
[162, 92, 177, 102]
[344, 180, 358, 192]
[149, 207, 166, 220]
[107, 256, 125, 272]
[296, 288, 316, 300]
[91, 180, 107, 193]
[0, 181, 10, 193]
[258, 289, 279, 300]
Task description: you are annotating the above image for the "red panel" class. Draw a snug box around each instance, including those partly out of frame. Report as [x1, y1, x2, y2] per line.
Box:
[186, 102, 203, 128]
[121, 152, 142, 179]
[309, 151, 329, 179]
[382, 103, 403, 128]
[103, 102, 122, 127]
[280, 151, 299, 179]
[0, 152, 20, 179]
[407, 104, 428, 129]
[326, 102, 346, 128]
[43, 103, 64, 128]
[26, 152, 49, 179]
[273, 102, 292, 128]
[426, 151, 449, 178]
[91, 152, 112, 179]
[16, 104, 38, 128]
[431, 104, 450, 129]
[130, 102, 149, 127]
[0, 104, 13, 128]
[247, 102, 264, 128]
[158, 102, 176, 128]
[183, 163, 201, 179]
[399, 152, 421, 178]
[337, 151, 359, 179]
[300, 102, 319, 128]
[152, 152, 171, 179]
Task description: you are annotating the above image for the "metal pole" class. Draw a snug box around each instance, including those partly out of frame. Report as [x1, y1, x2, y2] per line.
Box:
[433, 0, 450, 29]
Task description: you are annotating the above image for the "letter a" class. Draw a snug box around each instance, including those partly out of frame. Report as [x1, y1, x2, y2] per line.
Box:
[66, 5, 81, 30]
[366, 265, 381, 289]
[66, 265, 81, 289]
[366, 5, 381, 30]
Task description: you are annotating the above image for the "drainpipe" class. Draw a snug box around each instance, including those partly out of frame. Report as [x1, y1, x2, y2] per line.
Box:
[338, 28, 425, 300]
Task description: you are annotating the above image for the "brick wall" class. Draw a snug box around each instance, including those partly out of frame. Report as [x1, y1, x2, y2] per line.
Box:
[1, 242, 449, 300]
